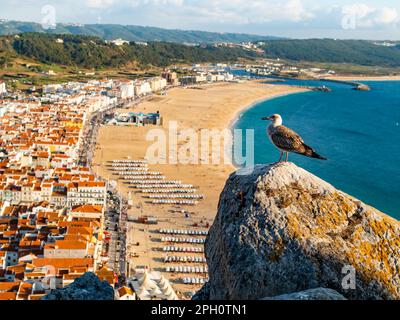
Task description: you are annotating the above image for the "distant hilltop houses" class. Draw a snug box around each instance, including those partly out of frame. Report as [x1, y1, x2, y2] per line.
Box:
[213, 41, 265, 54]
[373, 41, 397, 47]
[105, 39, 148, 46]
[106, 38, 130, 46]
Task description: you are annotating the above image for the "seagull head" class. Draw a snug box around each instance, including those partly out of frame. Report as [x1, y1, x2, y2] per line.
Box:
[262, 114, 282, 125]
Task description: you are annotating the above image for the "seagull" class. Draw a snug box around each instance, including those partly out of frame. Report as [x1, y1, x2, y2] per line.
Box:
[261, 114, 327, 162]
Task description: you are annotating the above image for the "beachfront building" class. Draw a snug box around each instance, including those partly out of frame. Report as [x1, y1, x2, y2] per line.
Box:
[110, 112, 162, 126]
[179, 76, 197, 86]
[179, 71, 235, 86]
[134, 81, 152, 97]
[149, 77, 167, 93]
[67, 181, 107, 208]
[119, 80, 135, 100]
[195, 74, 207, 83]
[162, 71, 179, 86]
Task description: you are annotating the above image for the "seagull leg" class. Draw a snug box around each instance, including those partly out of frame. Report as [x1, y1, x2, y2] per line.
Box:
[278, 152, 283, 163]
[285, 152, 289, 162]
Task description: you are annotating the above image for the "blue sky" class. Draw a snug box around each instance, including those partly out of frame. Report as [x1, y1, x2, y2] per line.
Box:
[1, 0, 400, 39]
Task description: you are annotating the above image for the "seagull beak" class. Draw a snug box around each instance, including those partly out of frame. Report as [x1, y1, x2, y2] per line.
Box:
[262, 117, 272, 121]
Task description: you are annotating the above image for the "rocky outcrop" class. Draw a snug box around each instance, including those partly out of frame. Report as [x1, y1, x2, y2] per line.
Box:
[200, 162, 400, 300]
[42, 272, 114, 300]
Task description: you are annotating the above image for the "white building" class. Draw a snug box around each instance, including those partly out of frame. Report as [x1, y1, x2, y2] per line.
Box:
[135, 81, 152, 96]
[67, 181, 107, 208]
[149, 78, 167, 93]
[44, 240, 88, 259]
[0, 81, 7, 95]
[120, 81, 135, 99]
[195, 75, 207, 83]
[108, 38, 130, 46]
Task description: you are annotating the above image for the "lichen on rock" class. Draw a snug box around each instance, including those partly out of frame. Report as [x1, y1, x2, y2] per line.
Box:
[200, 162, 400, 300]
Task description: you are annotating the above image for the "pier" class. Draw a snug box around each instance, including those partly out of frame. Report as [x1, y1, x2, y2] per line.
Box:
[320, 78, 371, 91]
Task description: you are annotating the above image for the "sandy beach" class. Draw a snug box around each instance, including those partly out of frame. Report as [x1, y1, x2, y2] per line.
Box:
[93, 80, 307, 298]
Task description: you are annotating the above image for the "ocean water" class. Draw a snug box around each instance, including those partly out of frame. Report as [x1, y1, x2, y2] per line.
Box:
[233, 77, 400, 219]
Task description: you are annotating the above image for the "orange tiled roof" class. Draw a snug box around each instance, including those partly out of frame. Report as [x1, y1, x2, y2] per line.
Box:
[117, 286, 133, 297]
[0, 292, 18, 300]
[31, 258, 93, 268]
[71, 205, 103, 213]
[0, 282, 20, 292]
[53, 240, 87, 250]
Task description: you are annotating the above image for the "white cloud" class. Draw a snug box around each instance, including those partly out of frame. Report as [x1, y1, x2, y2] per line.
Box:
[341, 3, 398, 28]
[130, 0, 184, 6]
[177, 0, 314, 25]
[86, 0, 118, 9]
[375, 7, 398, 24]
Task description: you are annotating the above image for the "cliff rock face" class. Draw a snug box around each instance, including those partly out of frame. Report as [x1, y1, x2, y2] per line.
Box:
[42, 272, 114, 300]
[201, 163, 400, 300]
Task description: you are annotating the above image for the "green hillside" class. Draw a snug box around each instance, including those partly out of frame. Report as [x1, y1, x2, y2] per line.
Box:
[2, 32, 400, 74]
[0, 20, 278, 43]
[7, 33, 259, 69]
[262, 39, 400, 67]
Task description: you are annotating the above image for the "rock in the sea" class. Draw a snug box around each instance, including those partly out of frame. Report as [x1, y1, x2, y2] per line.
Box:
[262, 288, 346, 300]
[201, 162, 400, 300]
[42, 272, 114, 300]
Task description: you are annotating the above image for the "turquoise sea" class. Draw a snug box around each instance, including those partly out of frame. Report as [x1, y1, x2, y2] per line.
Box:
[233, 74, 400, 219]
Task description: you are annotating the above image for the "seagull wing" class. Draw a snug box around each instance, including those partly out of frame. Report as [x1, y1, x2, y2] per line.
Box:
[270, 126, 307, 153]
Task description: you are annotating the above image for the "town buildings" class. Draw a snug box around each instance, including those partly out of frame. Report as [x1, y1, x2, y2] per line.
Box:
[0, 79, 128, 300]
[0, 68, 235, 300]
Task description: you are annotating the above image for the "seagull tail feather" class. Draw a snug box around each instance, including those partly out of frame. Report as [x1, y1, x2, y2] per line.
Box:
[303, 144, 328, 160]
[310, 151, 328, 161]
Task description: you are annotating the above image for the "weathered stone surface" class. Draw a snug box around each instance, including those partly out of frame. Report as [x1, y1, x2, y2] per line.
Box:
[192, 282, 210, 300]
[262, 288, 346, 300]
[42, 272, 114, 300]
[202, 162, 400, 300]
